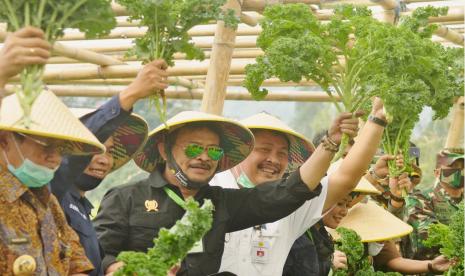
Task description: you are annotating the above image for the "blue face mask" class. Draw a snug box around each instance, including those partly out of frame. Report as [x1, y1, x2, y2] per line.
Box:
[237, 172, 256, 188]
[3, 137, 57, 188]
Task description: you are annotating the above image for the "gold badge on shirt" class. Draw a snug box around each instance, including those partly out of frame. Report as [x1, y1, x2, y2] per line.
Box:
[145, 200, 159, 212]
[13, 254, 36, 275]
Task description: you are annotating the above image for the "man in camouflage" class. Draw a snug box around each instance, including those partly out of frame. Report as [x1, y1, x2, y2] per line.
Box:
[404, 149, 464, 260]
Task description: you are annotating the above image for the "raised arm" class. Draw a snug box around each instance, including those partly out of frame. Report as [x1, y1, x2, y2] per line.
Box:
[324, 98, 386, 210]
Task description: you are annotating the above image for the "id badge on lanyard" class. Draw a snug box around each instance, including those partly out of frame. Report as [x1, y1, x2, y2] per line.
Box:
[251, 225, 271, 264]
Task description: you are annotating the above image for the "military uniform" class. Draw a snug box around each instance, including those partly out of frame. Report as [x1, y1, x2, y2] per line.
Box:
[0, 170, 93, 275]
[403, 183, 462, 260]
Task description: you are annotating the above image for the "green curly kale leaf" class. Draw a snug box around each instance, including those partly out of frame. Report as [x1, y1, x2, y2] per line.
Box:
[117, 0, 239, 66]
[0, 0, 115, 127]
[116, 0, 239, 125]
[115, 198, 214, 276]
[372, 6, 463, 178]
[333, 227, 401, 276]
[424, 202, 464, 275]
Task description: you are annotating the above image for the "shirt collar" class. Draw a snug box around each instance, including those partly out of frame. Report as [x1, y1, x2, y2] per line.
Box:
[148, 167, 170, 188]
[68, 185, 94, 211]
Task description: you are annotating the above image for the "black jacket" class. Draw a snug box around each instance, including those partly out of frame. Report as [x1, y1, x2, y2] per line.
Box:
[94, 168, 322, 276]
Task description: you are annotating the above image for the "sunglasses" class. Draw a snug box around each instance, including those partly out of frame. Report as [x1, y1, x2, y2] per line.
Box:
[15, 133, 66, 154]
[182, 143, 224, 161]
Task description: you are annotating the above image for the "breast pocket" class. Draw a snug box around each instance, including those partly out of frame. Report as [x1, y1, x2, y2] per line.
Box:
[128, 211, 173, 251]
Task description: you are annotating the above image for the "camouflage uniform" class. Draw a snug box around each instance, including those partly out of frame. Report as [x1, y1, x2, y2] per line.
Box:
[403, 182, 462, 260]
[0, 170, 93, 275]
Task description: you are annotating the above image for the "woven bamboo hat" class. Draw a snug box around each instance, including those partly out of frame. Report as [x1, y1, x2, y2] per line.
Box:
[327, 159, 381, 195]
[240, 112, 315, 171]
[0, 90, 104, 155]
[70, 108, 149, 171]
[134, 110, 254, 173]
[327, 200, 413, 242]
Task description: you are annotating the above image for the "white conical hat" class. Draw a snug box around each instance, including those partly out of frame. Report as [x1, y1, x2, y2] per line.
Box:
[327, 200, 413, 242]
[70, 108, 149, 171]
[240, 112, 314, 171]
[134, 111, 254, 173]
[0, 90, 104, 155]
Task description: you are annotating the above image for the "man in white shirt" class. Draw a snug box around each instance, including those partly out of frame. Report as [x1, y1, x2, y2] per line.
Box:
[210, 101, 387, 276]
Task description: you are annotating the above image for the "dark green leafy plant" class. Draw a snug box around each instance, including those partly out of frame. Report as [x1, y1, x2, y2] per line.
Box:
[333, 227, 401, 276]
[0, 0, 116, 127]
[115, 198, 214, 276]
[424, 201, 464, 275]
[244, 4, 462, 161]
[374, 7, 463, 181]
[244, 4, 379, 156]
[116, 0, 239, 124]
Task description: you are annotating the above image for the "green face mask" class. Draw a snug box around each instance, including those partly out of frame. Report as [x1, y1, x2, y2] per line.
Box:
[237, 172, 256, 189]
[440, 168, 464, 188]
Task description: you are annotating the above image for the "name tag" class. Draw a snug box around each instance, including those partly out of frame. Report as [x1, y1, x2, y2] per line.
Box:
[251, 239, 270, 264]
[188, 240, 204, 254]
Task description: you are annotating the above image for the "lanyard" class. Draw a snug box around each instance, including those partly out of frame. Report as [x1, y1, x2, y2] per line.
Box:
[163, 186, 186, 209]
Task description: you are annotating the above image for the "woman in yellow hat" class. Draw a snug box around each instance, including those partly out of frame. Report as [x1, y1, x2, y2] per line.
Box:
[326, 200, 451, 275]
[0, 27, 106, 275]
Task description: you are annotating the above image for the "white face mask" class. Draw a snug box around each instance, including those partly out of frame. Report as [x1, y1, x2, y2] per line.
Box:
[367, 242, 385, 256]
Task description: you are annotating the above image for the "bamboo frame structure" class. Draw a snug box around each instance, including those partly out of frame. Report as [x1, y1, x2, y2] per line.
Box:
[0, 0, 462, 105]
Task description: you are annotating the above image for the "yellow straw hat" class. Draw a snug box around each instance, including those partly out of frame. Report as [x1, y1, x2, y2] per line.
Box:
[70, 108, 149, 171]
[0, 90, 104, 155]
[327, 159, 381, 195]
[240, 112, 315, 171]
[327, 200, 413, 242]
[134, 111, 254, 173]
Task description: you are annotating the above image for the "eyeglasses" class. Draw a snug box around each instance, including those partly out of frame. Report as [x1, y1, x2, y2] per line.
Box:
[15, 133, 66, 154]
[182, 143, 224, 161]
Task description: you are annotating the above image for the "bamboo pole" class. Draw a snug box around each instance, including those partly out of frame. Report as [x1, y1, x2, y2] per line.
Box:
[48, 49, 265, 64]
[445, 96, 464, 152]
[9, 61, 250, 82]
[62, 24, 263, 40]
[5, 84, 339, 102]
[0, 30, 124, 66]
[240, 13, 259, 27]
[434, 26, 464, 46]
[201, 0, 242, 115]
[42, 77, 203, 89]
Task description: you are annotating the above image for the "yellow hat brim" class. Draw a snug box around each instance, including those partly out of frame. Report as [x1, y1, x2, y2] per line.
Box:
[0, 90, 104, 155]
[327, 200, 413, 242]
[134, 110, 254, 173]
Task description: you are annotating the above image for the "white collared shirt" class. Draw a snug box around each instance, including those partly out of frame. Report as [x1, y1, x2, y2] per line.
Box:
[209, 170, 328, 276]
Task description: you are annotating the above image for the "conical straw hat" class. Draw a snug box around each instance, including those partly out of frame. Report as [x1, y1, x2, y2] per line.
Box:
[328, 159, 381, 195]
[134, 111, 254, 173]
[240, 112, 314, 171]
[0, 90, 104, 155]
[70, 108, 149, 171]
[327, 200, 413, 242]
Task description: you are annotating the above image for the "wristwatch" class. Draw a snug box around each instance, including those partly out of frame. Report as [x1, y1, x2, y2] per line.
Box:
[368, 114, 388, 127]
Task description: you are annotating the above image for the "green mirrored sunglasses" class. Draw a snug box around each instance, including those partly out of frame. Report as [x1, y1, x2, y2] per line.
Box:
[183, 143, 224, 161]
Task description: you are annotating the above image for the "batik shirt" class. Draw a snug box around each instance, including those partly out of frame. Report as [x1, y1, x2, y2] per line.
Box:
[0, 170, 93, 275]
